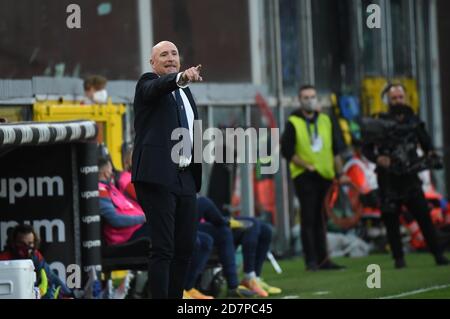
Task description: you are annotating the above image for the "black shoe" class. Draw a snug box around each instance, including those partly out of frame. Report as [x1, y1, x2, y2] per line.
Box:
[435, 255, 449, 266]
[318, 261, 346, 270]
[395, 258, 406, 269]
[306, 262, 319, 272]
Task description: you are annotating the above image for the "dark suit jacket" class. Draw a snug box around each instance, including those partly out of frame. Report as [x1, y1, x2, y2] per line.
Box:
[131, 72, 202, 192]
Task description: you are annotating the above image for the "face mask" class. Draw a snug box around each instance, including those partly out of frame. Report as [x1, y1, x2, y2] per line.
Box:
[93, 89, 108, 104]
[12, 242, 34, 259]
[300, 97, 318, 112]
[389, 104, 411, 117]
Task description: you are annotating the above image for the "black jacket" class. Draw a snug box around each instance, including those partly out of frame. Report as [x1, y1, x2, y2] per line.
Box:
[362, 107, 433, 163]
[131, 72, 202, 192]
[361, 106, 433, 193]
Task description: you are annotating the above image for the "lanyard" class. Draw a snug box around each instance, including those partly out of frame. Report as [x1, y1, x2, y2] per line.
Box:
[306, 117, 319, 144]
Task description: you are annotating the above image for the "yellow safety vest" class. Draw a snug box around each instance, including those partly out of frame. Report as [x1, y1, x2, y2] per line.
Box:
[288, 113, 335, 180]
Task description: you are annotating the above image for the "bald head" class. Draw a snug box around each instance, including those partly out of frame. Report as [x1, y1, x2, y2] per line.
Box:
[150, 41, 181, 76]
[151, 41, 177, 59]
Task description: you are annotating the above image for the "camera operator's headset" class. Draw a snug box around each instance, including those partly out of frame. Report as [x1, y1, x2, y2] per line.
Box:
[381, 82, 407, 105]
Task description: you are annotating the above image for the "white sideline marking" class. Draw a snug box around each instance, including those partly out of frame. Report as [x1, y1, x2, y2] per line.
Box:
[379, 284, 450, 299]
[313, 291, 330, 295]
[283, 295, 299, 299]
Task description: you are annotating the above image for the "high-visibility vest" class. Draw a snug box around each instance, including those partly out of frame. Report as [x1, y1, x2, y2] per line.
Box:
[288, 113, 335, 180]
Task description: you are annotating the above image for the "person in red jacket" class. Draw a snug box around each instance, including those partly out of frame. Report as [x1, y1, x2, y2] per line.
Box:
[0, 224, 73, 298]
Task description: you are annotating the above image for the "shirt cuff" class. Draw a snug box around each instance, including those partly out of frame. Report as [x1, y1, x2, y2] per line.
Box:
[176, 72, 189, 88]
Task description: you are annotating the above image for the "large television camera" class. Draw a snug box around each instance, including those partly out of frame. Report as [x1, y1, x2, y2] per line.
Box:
[360, 117, 443, 175]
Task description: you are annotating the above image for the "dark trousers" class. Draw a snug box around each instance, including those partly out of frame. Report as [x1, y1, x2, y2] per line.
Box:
[184, 231, 213, 290]
[235, 217, 272, 276]
[134, 180, 197, 299]
[293, 172, 332, 267]
[128, 223, 151, 242]
[380, 187, 441, 260]
[198, 222, 239, 289]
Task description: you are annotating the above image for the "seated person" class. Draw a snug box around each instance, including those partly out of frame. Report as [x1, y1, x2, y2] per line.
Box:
[197, 196, 281, 297]
[0, 224, 73, 299]
[117, 145, 137, 202]
[233, 214, 279, 296]
[98, 157, 149, 245]
[183, 231, 214, 299]
[82, 75, 108, 104]
[343, 141, 380, 214]
[195, 196, 255, 298]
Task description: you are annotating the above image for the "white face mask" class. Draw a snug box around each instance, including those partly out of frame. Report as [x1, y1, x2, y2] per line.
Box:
[300, 97, 318, 112]
[93, 89, 108, 104]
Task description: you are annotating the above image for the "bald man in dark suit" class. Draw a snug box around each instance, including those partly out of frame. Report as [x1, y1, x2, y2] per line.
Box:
[132, 41, 203, 299]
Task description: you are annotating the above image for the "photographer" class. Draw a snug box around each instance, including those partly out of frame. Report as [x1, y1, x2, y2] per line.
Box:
[362, 84, 448, 268]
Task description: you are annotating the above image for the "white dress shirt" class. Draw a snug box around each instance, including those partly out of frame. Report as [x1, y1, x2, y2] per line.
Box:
[174, 72, 195, 167]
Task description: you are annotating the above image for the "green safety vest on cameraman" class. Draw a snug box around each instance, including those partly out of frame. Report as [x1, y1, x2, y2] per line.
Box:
[288, 113, 335, 180]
